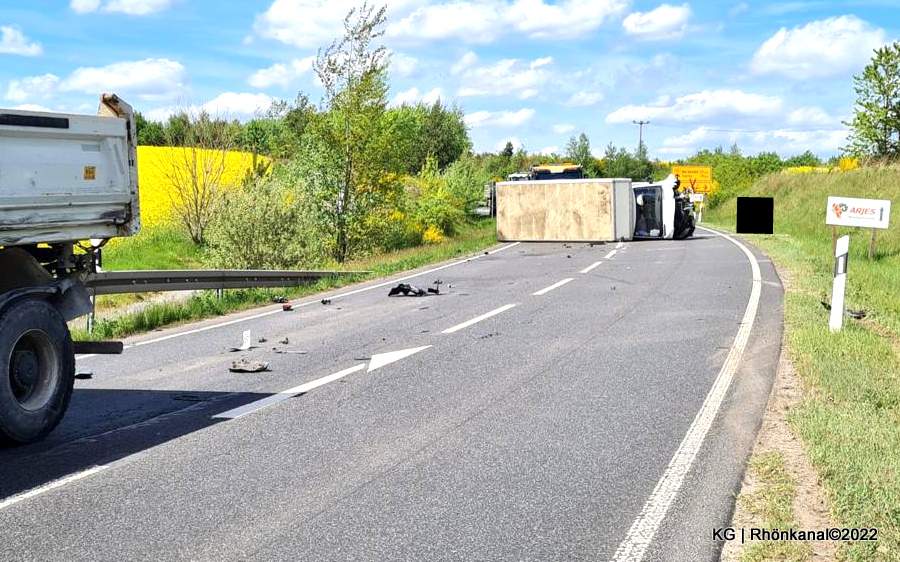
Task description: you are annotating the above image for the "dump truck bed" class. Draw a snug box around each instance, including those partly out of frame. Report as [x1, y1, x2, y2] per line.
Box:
[0, 102, 139, 246]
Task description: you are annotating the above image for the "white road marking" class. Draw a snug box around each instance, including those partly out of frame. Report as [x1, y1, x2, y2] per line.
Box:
[580, 261, 603, 274]
[368, 346, 431, 372]
[213, 363, 367, 420]
[0, 465, 109, 511]
[616, 241, 625, 249]
[76, 242, 522, 361]
[610, 226, 762, 562]
[532, 278, 574, 296]
[604, 249, 618, 259]
[441, 304, 517, 334]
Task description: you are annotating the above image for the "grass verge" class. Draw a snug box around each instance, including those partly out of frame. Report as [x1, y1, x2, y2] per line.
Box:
[739, 452, 812, 562]
[706, 166, 900, 561]
[73, 218, 498, 341]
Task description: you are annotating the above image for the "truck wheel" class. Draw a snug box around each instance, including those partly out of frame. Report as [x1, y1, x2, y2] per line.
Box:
[0, 298, 75, 445]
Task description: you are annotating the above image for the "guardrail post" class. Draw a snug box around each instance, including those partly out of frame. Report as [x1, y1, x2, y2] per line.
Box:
[829, 235, 849, 332]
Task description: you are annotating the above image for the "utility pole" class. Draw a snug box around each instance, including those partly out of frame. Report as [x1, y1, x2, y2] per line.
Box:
[632, 120, 649, 149]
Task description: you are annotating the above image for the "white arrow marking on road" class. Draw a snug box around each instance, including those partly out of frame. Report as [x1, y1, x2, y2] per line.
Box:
[367, 346, 431, 373]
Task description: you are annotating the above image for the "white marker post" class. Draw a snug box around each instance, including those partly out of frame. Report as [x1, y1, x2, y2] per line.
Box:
[829, 235, 850, 332]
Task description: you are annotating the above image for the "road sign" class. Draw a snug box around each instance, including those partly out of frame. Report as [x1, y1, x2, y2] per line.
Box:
[672, 165, 714, 193]
[825, 196, 891, 229]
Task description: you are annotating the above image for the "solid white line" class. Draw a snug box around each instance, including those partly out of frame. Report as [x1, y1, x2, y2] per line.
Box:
[213, 363, 367, 420]
[532, 278, 574, 296]
[0, 465, 109, 511]
[610, 226, 762, 562]
[604, 249, 618, 259]
[441, 304, 517, 334]
[580, 261, 603, 274]
[76, 242, 522, 360]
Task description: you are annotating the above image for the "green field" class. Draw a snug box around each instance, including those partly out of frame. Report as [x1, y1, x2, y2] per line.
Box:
[706, 167, 900, 561]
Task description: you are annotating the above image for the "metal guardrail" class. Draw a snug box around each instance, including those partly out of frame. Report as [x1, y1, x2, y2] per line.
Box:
[85, 269, 368, 295]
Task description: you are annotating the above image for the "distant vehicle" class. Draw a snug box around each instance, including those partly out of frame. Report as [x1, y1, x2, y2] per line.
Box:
[0, 94, 138, 444]
[505, 163, 584, 182]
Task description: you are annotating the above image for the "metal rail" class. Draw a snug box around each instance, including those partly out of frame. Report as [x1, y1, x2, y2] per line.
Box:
[84, 269, 367, 295]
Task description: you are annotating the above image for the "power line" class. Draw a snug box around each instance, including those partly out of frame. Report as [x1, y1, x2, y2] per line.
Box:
[632, 120, 650, 148]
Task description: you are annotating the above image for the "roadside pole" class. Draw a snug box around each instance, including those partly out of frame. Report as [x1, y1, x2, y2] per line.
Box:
[869, 228, 877, 259]
[829, 235, 849, 332]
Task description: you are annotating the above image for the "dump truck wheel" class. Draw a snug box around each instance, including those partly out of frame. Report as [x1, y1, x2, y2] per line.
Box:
[0, 298, 75, 445]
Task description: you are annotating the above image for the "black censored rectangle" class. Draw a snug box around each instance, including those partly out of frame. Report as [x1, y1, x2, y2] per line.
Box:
[736, 197, 774, 234]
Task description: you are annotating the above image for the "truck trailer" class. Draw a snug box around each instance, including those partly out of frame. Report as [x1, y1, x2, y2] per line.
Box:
[0, 94, 138, 444]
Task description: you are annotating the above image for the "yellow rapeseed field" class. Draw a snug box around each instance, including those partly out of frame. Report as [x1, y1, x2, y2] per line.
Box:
[136, 146, 261, 227]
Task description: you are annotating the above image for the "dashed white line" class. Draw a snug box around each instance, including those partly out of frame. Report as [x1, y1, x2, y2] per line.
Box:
[76, 242, 522, 361]
[604, 249, 618, 259]
[0, 465, 109, 511]
[532, 278, 574, 296]
[580, 261, 603, 274]
[213, 363, 367, 420]
[441, 304, 518, 334]
[610, 226, 762, 562]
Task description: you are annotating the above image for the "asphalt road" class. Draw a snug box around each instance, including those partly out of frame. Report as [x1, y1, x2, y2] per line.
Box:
[0, 230, 783, 562]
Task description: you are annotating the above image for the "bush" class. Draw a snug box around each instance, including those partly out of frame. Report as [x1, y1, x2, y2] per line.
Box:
[204, 175, 325, 269]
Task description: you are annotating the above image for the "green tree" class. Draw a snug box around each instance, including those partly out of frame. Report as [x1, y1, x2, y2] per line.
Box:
[784, 150, 822, 167]
[565, 133, 597, 176]
[845, 41, 900, 159]
[308, 2, 394, 262]
[135, 112, 165, 145]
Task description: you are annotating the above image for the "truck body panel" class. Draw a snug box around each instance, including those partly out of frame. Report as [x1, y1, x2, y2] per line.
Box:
[0, 103, 139, 247]
[495, 178, 634, 242]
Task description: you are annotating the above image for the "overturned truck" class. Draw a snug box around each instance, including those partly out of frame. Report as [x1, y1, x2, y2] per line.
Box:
[495, 175, 695, 242]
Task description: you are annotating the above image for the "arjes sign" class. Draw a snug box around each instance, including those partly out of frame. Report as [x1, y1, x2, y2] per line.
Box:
[825, 196, 891, 229]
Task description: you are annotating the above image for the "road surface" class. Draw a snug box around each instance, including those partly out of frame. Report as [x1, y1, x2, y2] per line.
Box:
[0, 230, 783, 561]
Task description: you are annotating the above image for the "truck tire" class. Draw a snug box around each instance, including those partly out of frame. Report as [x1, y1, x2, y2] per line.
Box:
[0, 298, 75, 445]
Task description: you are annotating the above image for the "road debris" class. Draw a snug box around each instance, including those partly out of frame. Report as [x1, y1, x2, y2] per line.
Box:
[321, 298, 332, 305]
[258, 336, 267, 343]
[272, 296, 288, 303]
[820, 301, 868, 319]
[278, 337, 289, 345]
[229, 330, 256, 352]
[274, 349, 307, 355]
[388, 283, 427, 297]
[282, 304, 294, 311]
[74, 372, 93, 380]
[229, 358, 270, 373]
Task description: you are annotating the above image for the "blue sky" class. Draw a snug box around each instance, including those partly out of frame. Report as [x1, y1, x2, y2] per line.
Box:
[1, 1, 897, 158]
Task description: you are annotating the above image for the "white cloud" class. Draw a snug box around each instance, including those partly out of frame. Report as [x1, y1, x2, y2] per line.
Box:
[390, 52, 419, 77]
[457, 56, 553, 99]
[145, 92, 276, 122]
[787, 106, 837, 127]
[539, 145, 559, 154]
[495, 136, 524, 151]
[71, 0, 174, 15]
[452, 51, 479, 75]
[71, 0, 101, 13]
[751, 15, 887, 79]
[248, 56, 315, 88]
[658, 125, 848, 157]
[13, 103, 54, 112]
[0, 26, 42, 56]
[60, 58, 187, 101]
[254, 0, 627, 47]
[390, 86, 444, 106]
[565, 91, 603, 106]
[465, 108, 535, 128]
[553, 123, 575, 134]
[622, 3, 691, 39]
[6, 74, 60, 102]
[606, 89, 783, 124]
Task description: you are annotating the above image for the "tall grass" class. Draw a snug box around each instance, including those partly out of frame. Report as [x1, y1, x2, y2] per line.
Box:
[707, 166, 900, 561]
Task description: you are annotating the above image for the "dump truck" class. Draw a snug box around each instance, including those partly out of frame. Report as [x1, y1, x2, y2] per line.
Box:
[0, 94, 138, 444]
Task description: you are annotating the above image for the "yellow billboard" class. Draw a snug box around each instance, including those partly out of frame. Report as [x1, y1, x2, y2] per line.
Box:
[672, 165, 714, 193]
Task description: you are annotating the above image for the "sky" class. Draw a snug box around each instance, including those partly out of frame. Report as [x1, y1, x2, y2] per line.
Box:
[0, 0, 897, 159]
